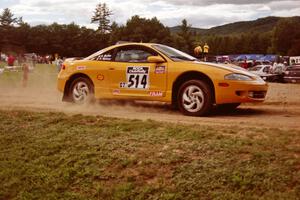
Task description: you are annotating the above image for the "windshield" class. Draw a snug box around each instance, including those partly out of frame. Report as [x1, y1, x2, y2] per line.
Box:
[152, 44, 197, 61]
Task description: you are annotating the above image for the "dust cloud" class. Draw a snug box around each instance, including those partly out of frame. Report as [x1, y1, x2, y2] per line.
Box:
[0, 67, 175, 117]
[1, 68, 300, 129]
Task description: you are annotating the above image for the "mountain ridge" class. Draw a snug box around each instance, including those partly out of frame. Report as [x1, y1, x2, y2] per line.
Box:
[169, 16, 300, 36]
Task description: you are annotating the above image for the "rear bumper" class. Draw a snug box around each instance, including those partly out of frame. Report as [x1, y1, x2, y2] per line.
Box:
[57, 76, 68, 92]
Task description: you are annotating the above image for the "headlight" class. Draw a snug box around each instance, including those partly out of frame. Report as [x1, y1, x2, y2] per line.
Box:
[224, 73, 253, 81]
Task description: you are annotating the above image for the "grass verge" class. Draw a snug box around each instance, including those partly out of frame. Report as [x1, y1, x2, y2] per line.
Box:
[0, 63, 57, 89]
[0, 110, 299, 199]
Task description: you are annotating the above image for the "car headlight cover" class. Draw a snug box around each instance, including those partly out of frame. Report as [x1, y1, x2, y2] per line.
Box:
[225, 73, 253, 81]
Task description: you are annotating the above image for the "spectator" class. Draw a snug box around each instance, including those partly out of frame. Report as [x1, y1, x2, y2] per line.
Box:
[0, 53, 7, 61]
[17, 54, 26, 66]
[275, 62, 285, 74]
[56, 57, 63, 72]
[291, 59, 296, 65]
[7, 55, 15, 66]
[31, 54, 37, 67]
[203, 43, 209, 61]
[271, 61, 278, 73]
[242, 59, 248, 69]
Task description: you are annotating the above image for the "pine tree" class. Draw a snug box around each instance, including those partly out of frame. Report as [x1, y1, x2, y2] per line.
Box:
[0, 8, 18, 48]
[91, 3, 112, 34]
[177, 19, 194, 54]
[0, 8, 17, 28]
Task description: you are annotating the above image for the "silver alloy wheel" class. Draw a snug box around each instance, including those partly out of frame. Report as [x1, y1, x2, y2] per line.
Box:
[72, 81, 90, 103]
[182, 85, 205, 113]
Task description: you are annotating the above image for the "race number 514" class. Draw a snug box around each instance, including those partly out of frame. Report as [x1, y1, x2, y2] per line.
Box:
[126, 67, 149, 89]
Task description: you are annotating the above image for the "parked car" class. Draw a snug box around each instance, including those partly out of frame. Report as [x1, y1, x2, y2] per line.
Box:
[284, 65, 300, 83]
[249, 65, 271, 75]
[253, 60, 272, 66]
[57, 42, 268, 116]
[248, 65, 283, 82]
[289, 56, 300, 65]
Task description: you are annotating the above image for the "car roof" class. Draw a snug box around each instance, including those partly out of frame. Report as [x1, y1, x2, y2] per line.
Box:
[111, 42, 158, 49]
[84, 42, 166, 61]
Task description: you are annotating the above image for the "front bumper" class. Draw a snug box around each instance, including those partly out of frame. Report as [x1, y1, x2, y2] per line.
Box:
[284, 77, 300, 83]
[215, 80, 268, 104]
[260, 74, 283, 82]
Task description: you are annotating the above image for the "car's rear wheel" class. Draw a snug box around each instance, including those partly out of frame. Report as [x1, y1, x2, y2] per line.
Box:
[69, 77, 94, 104]
[178, 80, 213, 116]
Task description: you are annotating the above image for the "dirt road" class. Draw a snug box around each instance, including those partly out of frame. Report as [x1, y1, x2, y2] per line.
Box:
[0, 80, 300, 129]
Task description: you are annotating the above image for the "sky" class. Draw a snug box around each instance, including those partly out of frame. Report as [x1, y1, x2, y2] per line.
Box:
[0, 0, 300, 29]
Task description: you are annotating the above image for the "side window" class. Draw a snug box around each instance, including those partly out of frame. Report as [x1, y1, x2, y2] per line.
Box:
[95, 50, 114, 61]
[115, 47, 156, 63]
[263, 66, 270, 73]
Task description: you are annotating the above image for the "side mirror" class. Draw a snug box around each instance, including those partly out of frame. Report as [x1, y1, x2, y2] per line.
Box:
[147, 56, 165, 63]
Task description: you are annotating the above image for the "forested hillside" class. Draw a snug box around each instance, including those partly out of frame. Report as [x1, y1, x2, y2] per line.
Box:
[1, 6, 299, 57]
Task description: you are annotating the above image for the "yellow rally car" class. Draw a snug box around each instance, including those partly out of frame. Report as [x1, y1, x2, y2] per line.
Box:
[57, 43, 268, 116]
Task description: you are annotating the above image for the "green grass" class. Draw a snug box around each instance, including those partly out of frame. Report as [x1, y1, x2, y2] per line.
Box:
[0, 61, 5, 68]
[0, 62, 57, 89]
[0, 110, 299, 199]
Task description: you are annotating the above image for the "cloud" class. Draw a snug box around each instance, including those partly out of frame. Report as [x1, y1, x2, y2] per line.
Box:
[268, 0, 300, 10]
[7, 0, 97, 27]
[1, 0, 300, 28]
[153, 0, 300, 6]
[0, 0, 20, 9]
[132, 0, 300, 27]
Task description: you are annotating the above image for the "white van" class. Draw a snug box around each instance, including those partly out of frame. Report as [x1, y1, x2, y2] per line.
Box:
[290, 56, 300, 65]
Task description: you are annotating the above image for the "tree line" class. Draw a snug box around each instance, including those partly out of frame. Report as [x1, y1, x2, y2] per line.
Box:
[0, 5, 299, 58]
[203, 17, 300, 56]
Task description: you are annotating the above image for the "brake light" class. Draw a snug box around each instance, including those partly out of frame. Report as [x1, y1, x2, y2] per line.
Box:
[61, 64, 66, 70]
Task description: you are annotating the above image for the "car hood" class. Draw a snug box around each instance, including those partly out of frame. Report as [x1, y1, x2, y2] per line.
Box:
[191, 61, 256, 77]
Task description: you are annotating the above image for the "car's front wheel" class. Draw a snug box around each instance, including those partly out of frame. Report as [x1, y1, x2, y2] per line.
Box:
[178, 80, 213, 116]
[69, 77, 94, 104]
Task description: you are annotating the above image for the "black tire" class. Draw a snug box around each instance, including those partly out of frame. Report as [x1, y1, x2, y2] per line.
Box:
[217, 103, 240, 112]
[177, 80, 213, 116]
[69, 77, 94, 104]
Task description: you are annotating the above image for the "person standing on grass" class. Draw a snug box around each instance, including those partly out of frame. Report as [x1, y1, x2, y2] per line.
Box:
[7, 54, 15, 66]
[194, 45, 203, 59]
[56, 57, 63, 72]
[203, 43, 209, 61]
[22, 63, 29, 88]
[18, 54, 26, 66]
